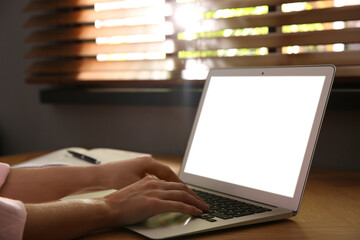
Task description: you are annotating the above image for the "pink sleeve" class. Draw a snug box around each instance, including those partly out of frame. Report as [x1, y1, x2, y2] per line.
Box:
[0, 163, 27, 240]
[0, 163, 10, 186]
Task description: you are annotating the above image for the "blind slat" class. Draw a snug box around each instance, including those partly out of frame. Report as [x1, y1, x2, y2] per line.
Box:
[26, 71, 182, 82]
[27, 58, 183, 73]
[26, 40, 177, 58]
[180, 5, 360, 32]
[24, 0, 109, 12]
[335, 66, 360, 77]
[25, 7, 165, 27]
[180, 28, 360, 50]
[179, 0, 323, 11]
[26, 24, 171, 43]
[199, 51, 360, 68]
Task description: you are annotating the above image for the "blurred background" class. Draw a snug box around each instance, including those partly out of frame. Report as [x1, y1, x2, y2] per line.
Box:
[0, 0, 359, 169]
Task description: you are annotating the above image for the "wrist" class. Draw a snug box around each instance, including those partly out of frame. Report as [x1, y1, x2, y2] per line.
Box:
[24, 199, 112, 240]
[94, 164, 112, 190]
[82, 198, 112, 230]
[75, 165, 107, 192]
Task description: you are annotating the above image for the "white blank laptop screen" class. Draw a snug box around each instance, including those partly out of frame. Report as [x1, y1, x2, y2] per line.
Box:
[184, 76, 325, 198]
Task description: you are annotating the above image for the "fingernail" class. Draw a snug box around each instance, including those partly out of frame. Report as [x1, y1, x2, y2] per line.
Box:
[194, 208, 203, 216]
[204, 203, 210, 211]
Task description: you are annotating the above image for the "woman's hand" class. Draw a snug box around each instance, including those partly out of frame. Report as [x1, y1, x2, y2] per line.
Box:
[103, 175, 209, 227]
[98, 156, 181, 190]
[24, 176, 209, 240]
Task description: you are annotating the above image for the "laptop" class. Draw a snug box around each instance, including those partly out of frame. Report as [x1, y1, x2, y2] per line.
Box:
[128, 65, 335, 239]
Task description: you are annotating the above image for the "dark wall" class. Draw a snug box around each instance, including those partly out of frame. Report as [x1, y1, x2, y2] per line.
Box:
[0, 0, 197, 156]
[314, 108, 360, 169]
[0, 0, 359, 170]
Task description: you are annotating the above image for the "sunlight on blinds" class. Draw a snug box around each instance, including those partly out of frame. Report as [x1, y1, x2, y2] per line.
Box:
[24, 0, 360, 84]
[95, 0, 167, 11]
[282, 0, 360, 54]
[175, 1, 269, 80]
[94, 0, 171, 62]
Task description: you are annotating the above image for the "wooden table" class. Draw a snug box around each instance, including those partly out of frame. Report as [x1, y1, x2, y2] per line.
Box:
[1, 152, 360, 240]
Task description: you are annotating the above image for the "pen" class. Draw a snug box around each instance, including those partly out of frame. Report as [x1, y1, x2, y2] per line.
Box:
[67, 150, 101, 165]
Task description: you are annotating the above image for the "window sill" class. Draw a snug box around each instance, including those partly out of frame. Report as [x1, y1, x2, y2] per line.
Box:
[39, 86, 360, 109]
[40, 87, 203, 107]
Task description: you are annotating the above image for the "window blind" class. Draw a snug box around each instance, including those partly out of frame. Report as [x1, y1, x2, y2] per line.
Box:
[25, 0, 360, 85]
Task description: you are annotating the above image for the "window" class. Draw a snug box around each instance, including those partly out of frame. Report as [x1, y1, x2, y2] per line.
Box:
[25, 0, 360, 86]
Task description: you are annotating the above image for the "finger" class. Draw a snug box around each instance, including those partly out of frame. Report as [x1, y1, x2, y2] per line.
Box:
[140, 177, 209, 210]
[145, 160, 181, 183]
[162, 183, 208, 208]
[148, 198, 203, 216]
[150, 189, 209, 212]
[160, 182, 208, 207]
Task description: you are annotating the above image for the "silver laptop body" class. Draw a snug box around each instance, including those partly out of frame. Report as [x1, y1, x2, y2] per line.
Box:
[128, 65, 335, 239]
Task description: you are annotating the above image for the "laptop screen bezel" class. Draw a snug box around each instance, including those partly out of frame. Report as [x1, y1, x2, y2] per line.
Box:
[179, 65, 335, 212]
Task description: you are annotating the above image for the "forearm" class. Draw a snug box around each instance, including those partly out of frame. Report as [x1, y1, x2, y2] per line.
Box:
[24, 199, 110, 240]
[0, 157, 182, 203]
[0, 166, 104, 203]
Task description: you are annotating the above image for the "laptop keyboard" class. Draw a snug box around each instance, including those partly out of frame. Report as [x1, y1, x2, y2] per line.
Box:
[193, 189, 272, 222]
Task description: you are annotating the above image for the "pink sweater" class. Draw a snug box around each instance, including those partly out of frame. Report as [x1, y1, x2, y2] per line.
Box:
[0, 163, 26, 240]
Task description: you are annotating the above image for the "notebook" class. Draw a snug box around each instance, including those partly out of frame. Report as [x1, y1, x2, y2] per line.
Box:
[128, 65, 335, 239]
[12, 147, 150, 168]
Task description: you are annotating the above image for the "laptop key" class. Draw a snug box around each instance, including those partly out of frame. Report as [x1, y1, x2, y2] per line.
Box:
[206, 218, 217, 222]
[199, 213, 217, 222]
[211, 212, 233, 220]
[200, 214, 214, 219]
[254, 208, 266, 213]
